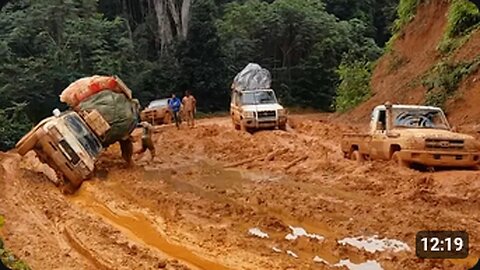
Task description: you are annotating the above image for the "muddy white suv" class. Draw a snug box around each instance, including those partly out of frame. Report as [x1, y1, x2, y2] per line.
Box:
[230, 89, 287, 132]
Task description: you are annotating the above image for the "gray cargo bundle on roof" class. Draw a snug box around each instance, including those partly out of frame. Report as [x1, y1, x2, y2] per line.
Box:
[232, 63, 272, 91]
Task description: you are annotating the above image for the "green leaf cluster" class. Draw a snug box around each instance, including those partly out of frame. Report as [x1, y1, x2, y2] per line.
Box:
[334, 60, 373, 112]
[423, 58, 480, 108]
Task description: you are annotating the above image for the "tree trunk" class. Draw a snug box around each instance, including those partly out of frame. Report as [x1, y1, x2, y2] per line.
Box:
[180, 0, 192, 39]
[153, 0, 173, 55]
[152, 0, 193, 54]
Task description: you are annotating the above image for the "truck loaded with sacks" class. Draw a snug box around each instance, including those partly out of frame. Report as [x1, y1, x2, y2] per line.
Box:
[15, 75, 140, 193]
[230, 63, 287, 132]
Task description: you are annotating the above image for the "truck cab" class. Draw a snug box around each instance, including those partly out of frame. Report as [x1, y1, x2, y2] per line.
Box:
[230, 89, 287, 132]
[341, 103, 480, 168]
[16, 110, 106, 193]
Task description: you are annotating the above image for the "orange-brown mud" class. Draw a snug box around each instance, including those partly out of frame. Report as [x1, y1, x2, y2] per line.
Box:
[2, 115, 480, 269]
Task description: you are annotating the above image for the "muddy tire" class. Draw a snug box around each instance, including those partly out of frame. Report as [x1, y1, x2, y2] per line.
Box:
[240, 121, 247, 132]
[279, 123, 287, 131]
[350, 150, 364, 163]
[392, 151, 409, 168]
[16, 130, 39, 156]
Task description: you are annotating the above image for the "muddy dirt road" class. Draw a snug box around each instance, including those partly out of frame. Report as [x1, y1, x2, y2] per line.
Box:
[1, 114, 480, 269]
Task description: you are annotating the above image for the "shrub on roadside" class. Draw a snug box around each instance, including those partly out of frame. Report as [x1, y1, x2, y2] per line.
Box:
[446, 0, 480, 37]
[423, 59, 480, 108]
[335, 60, 373, 112]
[438, 0, 480, 54]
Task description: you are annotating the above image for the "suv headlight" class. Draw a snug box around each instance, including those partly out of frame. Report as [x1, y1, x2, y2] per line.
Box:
[278, 109, 286, 116]
[244, 111, 255, 118]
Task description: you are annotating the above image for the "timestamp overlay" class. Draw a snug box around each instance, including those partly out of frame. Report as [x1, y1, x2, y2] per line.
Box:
[416, 231, 469, 259]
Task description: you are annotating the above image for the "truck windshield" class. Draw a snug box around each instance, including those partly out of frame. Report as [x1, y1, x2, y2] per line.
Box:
[241, 91, 277, 105]
[393, 109, 449, 130]
[148, 99, 168, 109]
[64, 114, 102, 158]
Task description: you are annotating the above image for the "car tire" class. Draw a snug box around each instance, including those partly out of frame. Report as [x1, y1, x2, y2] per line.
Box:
[279, 123, 287, 131]
[392, 151, 409, 168]
[350, 150, 364, 163]
[16, 129, 39, 156]
[240, 121, 247, 132]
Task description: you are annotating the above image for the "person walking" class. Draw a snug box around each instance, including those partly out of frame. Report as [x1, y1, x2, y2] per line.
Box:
[135, 121, 156, 162]
[168, 93, 182, 129]
[182, 90, 196, 128]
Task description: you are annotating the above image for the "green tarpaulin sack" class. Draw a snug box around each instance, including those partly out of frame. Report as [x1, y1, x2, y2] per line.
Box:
[79, 90, 139, 147]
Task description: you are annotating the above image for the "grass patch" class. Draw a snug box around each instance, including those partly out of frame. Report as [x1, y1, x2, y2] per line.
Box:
[422, 58, 480, 108]
[0, 215, 31, 270]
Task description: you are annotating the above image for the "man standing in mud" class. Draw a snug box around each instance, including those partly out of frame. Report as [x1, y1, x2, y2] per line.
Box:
[168, 93, 182, 129]
[182, 90, 196, 128]
[135, 121, 156, 162]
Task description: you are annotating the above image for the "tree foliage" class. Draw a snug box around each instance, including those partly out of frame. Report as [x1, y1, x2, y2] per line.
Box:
[447, 0, 480, 37]
[335, 60, 373, 112]
[0, 0, 399, 150]
[217, 0, 382, 110]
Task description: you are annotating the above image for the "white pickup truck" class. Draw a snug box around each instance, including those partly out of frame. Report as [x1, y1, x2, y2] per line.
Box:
[230, 89, 287, 132]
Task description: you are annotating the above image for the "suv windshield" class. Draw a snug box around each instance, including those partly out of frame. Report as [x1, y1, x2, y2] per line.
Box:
[241, 91, 277, 105]
[393, 109, 449, 130]
[148, 99, 168, 109]
[64, 114, 102, 158]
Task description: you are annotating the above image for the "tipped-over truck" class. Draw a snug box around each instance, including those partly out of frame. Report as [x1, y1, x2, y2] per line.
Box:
[16, 78, 139, 193]
[341, 103, 480, 168]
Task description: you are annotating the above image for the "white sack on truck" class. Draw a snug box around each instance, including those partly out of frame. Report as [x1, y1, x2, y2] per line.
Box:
[232, 63, 272, 91]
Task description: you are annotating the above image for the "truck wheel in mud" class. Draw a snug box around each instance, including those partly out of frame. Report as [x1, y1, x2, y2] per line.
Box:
[279, 123, 287, 131]
[16, 130, 39, 156]
[392, 152, 409, 168]
[232, 118, 241, 130]
[240, 121, 248, 132]
[350, 150, 364, 163]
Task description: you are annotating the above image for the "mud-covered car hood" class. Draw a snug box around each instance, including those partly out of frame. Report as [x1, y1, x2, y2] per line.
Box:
[393, 128, 475, 140]
[141, 107, 167, 114]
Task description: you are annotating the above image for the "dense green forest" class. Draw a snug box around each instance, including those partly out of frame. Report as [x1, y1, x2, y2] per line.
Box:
[0, 0, 399, 150]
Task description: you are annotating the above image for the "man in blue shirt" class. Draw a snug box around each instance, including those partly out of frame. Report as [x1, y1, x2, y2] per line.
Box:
[168, 93, 181, 129]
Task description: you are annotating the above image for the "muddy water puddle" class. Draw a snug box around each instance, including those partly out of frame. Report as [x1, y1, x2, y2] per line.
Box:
[69, 183, 231, 270]
[144, 162, 396, 268]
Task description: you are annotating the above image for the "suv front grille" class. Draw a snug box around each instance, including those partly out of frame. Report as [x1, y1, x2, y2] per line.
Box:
[258, 110, 276, 118]
[59, 140, 81, 165]
[425, 138, 464, 149]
